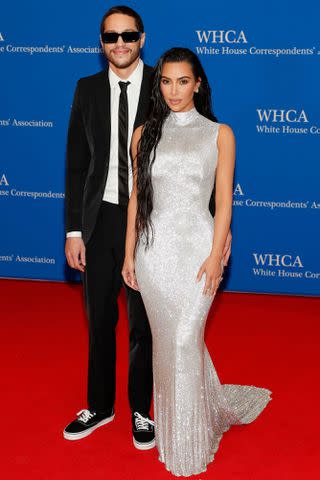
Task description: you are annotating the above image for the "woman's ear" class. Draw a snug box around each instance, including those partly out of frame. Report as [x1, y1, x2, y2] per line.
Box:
[194, 77, 201, 93]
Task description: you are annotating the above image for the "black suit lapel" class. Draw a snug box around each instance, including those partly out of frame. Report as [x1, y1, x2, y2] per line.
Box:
[133, 65, 153, 131]
[94, 69, 111, 183]
[95, 68, 111, 143]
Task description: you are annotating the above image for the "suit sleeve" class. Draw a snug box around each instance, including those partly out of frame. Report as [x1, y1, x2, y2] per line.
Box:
[65, 80, 91, 233]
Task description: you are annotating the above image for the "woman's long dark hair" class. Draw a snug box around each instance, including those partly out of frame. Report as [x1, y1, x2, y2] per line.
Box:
[136, 47, 218, 248]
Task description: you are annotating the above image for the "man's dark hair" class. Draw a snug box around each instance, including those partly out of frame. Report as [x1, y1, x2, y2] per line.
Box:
[100, 5, 144, 35]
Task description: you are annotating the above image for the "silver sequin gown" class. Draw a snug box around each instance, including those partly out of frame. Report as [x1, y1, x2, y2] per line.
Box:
[135, 108, 272, 477]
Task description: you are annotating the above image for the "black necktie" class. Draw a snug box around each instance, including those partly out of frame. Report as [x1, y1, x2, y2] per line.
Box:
[118, 81, 130, 206]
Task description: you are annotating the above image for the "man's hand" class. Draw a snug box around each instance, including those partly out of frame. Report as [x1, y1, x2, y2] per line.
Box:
[222, 229, 232, 267]
[65, 237, 86, 272]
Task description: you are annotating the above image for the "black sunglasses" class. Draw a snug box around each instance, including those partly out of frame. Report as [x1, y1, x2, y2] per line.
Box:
[101, 31, 141, 44]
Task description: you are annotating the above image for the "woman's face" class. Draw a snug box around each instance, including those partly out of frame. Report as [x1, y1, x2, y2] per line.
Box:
[160, 61, 201, 112]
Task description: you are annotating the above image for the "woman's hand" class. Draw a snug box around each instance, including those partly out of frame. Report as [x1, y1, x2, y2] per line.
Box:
[122, 256, 139, 291]
[196, 254, 224, 296]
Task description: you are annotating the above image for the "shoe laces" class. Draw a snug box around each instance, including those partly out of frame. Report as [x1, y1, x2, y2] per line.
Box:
[134, 412, 155, 431]
[77, 409, 96, 424]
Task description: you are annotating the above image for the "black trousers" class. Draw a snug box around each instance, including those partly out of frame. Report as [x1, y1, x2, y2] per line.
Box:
[82, 201, 153, 414]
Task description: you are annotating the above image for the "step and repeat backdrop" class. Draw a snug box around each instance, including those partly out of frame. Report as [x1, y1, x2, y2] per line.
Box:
[0, 1, 319, 295]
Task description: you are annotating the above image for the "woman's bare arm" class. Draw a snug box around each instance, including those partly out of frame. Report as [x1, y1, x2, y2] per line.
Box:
[196, 124, 235, 296]
[210, 124, 236, 259]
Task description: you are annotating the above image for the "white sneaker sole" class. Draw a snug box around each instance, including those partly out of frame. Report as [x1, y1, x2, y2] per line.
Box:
[63, 413, 115, 441]
[133, 436, 156, 450]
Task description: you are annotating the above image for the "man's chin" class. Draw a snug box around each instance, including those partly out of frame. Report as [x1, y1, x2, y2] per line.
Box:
[111, 60, 132, 69]
[108, 53, 139, 70]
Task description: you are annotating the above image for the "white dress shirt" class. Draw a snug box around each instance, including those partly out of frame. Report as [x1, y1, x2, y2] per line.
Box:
[67, 59, 144, 239]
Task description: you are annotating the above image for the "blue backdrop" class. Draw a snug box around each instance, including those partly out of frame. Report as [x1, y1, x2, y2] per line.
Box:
[1, 0, 319, 295]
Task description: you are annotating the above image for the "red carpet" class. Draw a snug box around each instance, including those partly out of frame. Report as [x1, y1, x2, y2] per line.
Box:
[1, 279, 319, 479]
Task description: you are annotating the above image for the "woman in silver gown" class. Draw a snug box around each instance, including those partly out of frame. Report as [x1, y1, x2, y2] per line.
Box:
[122, 48, 271, 476]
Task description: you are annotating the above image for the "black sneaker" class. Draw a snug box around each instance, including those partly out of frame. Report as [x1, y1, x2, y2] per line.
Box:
[132, 411, 155, 450]
[63, 408, 115, 441]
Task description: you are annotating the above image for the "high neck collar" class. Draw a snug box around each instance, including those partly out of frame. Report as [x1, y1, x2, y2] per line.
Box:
[169, 107, 198, 125]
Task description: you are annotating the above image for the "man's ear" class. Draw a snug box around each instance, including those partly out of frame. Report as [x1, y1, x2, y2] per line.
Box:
[140, 32, 146, 49]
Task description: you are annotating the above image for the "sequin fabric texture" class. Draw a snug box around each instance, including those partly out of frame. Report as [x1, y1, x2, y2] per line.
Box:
[135, 108, 272, 476]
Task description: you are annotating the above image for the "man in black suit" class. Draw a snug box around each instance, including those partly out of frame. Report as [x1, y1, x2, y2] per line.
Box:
[63, 6, 155, 449]
[63, 4, 230, 450]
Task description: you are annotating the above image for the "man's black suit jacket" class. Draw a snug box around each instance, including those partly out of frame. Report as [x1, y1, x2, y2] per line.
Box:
[65, 63, 215, 245]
